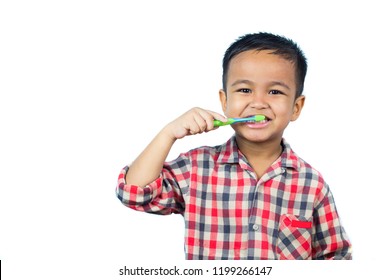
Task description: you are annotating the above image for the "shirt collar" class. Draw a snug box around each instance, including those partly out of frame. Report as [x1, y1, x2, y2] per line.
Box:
[217, 135, 300, 171]
[279, 139, 300, 171]
[216, 135, 240, 164]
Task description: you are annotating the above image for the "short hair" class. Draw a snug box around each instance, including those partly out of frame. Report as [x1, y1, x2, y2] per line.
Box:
[222, 32, 307, 98]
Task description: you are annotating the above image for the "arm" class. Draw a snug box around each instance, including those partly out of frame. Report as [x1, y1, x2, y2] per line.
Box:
[312, 187, 352, 260]
[125, 107, 227, 188]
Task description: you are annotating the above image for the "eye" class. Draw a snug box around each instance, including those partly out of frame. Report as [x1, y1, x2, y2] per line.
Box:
[238, 88, 252, 94]
[269, 89, 283, 95]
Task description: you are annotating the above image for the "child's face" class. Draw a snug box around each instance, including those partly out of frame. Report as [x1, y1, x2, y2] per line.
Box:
[219, 50, 305, 144]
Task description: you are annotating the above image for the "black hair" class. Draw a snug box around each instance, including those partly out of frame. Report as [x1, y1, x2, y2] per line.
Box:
[222, 32, 307, 98]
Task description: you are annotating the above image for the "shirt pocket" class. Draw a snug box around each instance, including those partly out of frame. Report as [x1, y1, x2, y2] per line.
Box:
[277, 214, 313, 260]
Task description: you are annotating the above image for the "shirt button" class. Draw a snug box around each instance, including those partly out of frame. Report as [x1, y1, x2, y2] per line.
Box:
[252, 224, 259, 231]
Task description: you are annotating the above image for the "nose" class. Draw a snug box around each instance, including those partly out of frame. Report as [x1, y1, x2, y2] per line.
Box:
[249, 92, 268, 109]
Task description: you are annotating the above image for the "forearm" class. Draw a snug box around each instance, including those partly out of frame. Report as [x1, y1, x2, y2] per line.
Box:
[125, 108, 226, 188]
[125, 125, 176, 188]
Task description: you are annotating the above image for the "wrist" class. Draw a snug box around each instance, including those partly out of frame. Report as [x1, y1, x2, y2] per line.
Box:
[160, 123, 179, 143]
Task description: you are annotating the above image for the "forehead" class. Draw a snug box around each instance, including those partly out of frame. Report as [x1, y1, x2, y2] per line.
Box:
[227, 50, 296, 87]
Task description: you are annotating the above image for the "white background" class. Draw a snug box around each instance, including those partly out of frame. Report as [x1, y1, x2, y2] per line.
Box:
[1, 0, 389, 279]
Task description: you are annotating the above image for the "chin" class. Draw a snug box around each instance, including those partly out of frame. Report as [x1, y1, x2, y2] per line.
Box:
[234, 128, 282, 144]
[235, 130, 268, 143]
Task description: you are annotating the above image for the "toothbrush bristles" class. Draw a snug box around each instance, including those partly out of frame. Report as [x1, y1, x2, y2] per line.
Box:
[213, 114, 266, 127]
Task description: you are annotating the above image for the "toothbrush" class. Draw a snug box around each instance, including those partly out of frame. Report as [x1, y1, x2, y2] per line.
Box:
[213, 115, 266, 127]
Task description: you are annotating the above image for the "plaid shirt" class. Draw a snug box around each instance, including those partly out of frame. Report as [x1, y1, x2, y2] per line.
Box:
[116, 136, 352, 260]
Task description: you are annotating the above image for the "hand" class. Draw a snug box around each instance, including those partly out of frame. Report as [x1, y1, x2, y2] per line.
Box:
[164, 107, 227, 140]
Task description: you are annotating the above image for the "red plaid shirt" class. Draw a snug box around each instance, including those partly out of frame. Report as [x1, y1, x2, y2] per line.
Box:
[116, 136, 352, 260]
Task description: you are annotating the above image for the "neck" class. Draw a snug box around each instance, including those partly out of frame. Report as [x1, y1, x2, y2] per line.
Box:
[235, 134, 283, 164]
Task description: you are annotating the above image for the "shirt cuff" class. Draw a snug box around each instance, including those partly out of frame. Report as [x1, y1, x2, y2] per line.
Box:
[116, 165, 163, 208]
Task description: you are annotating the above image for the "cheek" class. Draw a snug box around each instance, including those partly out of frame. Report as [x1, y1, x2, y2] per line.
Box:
[273, 101, 295, 118]
[225, 96, 247, 113]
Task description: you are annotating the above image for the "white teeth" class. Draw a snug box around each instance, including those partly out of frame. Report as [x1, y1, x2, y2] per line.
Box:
[246, 120, 267, 124]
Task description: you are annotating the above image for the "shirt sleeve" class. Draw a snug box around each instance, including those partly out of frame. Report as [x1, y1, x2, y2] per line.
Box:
[311, 185, 352, 260]
[116, 153, 191, 215]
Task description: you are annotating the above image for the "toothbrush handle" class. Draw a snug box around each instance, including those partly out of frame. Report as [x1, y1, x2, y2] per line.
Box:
[213, 119, 233, 127]
[213, 115, 264, 127]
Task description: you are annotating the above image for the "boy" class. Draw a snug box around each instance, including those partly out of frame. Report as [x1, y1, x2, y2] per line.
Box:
[116, 32, 352, 260]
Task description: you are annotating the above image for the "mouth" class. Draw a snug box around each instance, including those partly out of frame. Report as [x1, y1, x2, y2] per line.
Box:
[244, 115, 271, 123]
[239, 114, 271, 129]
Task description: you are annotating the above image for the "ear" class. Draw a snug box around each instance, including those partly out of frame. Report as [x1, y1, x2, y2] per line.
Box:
[219, 89, 228, 113]
[291, 95, 305, 121]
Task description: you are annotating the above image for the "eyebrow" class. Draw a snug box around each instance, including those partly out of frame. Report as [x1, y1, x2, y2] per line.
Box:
[230, 79, 291, 91]
[269, 81, 291, 91]
[230, 79, 255, 87]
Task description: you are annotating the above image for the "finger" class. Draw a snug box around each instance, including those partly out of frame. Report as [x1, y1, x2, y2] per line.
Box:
[193, 110, 214, 132]
[200, 110, 227, 131]
[192, 112, 208, 133]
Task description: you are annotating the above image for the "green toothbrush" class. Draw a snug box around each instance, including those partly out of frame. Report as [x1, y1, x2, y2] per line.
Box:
[213, 115, 266, 127]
